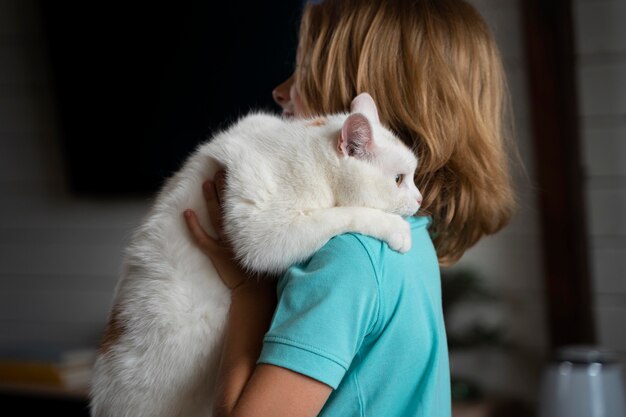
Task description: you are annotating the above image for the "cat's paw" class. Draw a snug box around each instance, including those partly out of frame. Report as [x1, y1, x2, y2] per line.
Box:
[388, 232, 411, 253]
[382, 216, 412, 253]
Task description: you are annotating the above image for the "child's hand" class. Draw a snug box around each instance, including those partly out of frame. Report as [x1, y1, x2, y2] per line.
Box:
[183, 171, 251, 291]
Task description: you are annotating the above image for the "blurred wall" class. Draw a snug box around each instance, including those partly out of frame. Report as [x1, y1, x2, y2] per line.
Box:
[574, 0, 626, 371]
[0, 0, 149, 351]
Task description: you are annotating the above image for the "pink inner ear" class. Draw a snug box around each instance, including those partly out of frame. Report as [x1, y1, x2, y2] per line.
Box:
[339, 113, 374, 159]
[350, 93, 380, 125]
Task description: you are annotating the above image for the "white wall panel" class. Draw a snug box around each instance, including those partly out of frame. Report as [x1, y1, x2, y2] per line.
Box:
[595, 301, 626, 351]
[0, 243, 126, 278]
[591, 248, 626, 295]
[0, 321, 105, 351]
[587, 187, 626, 236]
[0, 290, 113, 324]
[578, 63, 626, 116]
[583, 127, 626, 176]
[575, 0, 626, 378]
[575, 1, 626, 56]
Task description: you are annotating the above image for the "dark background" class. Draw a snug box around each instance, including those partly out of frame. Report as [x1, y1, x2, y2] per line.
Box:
[39, 2, 302, 197]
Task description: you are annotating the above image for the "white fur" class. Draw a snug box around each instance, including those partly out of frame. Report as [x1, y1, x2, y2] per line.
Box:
[89, 93, 422, 417]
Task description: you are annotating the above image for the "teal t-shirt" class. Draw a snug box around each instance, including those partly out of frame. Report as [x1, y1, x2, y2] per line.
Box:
[257, 216, 451, 417]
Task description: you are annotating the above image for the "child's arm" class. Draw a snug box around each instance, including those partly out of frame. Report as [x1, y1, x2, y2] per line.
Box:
[228, 364, 332, 417]
[217, 281, 332, 417]
[184, 178, 332, 417]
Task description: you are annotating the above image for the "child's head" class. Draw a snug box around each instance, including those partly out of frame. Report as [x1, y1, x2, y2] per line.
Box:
[276, 0, 517, 265]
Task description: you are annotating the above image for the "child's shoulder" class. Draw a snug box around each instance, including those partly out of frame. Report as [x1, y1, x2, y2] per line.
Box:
[280, 216, 434, 290]
[277, 232, 380, 306]
[308, 232, 378, 276]
[345, 215, 433, 259]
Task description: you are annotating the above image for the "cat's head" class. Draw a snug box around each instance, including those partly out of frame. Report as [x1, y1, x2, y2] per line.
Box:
[336, 93, 422, 217]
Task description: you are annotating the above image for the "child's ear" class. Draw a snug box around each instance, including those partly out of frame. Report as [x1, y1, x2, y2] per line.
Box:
[338, 113, 374, 159]
[350, 92, 380, 125]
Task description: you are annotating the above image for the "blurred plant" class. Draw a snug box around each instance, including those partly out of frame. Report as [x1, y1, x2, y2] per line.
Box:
[441, 267, 511, 402]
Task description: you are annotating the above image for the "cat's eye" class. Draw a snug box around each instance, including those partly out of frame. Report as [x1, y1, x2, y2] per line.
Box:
[395, 174, 404, 186]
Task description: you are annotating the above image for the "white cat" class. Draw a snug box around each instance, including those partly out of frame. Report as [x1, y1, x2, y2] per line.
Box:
[89, 93, 423, 417]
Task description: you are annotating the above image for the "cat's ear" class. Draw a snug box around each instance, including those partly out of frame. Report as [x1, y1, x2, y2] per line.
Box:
[338, 113, 374, 159]
[350, 92, 380, 125]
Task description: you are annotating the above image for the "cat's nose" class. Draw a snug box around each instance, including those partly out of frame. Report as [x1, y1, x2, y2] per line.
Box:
[416, 196, 423, 206]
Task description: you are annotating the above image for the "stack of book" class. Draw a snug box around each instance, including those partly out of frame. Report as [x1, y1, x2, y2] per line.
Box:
[0, 347, 97, 396]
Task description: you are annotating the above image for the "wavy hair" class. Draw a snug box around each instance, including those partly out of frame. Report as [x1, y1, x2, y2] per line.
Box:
[295, 0, 518, 265]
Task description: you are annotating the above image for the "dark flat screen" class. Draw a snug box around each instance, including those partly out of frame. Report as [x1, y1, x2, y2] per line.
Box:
[40, 2, 301, 196]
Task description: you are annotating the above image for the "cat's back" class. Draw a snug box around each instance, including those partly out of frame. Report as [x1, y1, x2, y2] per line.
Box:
[204, 111, 285, 155]
[201, 111, 344, 166]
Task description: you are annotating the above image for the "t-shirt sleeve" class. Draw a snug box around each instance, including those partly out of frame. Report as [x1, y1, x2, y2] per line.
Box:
[256, 233, 380, 389]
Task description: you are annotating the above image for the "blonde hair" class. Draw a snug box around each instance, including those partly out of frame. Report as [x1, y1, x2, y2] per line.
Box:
[295, 0, 517, 266]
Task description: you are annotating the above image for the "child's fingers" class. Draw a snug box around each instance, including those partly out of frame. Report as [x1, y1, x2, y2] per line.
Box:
[183, 209, 219, 253]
